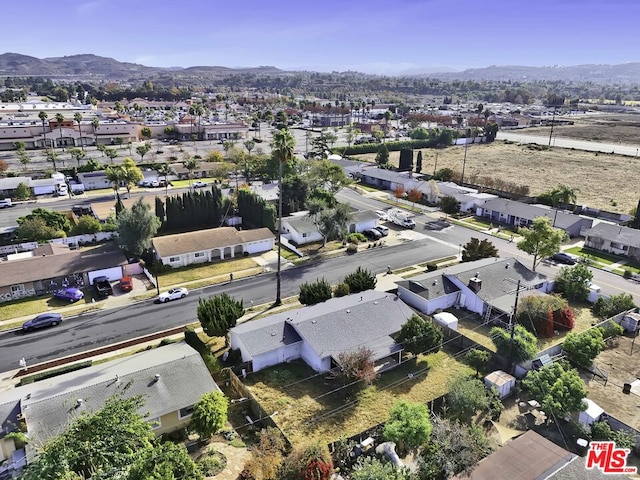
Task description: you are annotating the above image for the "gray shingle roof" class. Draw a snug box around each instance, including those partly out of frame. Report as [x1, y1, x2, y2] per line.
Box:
[444, 257, 548, 304]
[585, 222, 640, 249]
[396, 275, 459, 299]
[152, 227, 274, 258]
[232, 317, 302, 357]
[231, 290, 415, 362]
[480, 198, 590, 230]
[283, 215, 320, 235]
[350, 210, 379, 224]
[0, 342, 218, 443]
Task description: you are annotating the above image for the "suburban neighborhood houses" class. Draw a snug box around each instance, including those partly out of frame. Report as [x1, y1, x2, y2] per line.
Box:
[1, 38, 640, 480]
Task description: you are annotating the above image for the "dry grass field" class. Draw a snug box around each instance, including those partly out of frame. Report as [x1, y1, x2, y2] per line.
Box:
[523, 113, 640, 145]
[353, 140, 640, 213]
[244, 350, 473, 445]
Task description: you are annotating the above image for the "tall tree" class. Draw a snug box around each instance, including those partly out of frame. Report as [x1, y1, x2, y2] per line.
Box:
[46, 149, 59, 171]
[136, 142, 152, 162]
[190, 391, 228, 439]
[55, 112, 65, 151]
[91, 117, 100, 145]
[562, 329, 605, 368]
[383, 400, 432, 453]
[183, 156, 200, 189]
[19, 394, 155, 480]
[38, 110, 48, 150]
[554, 263, 593, 301]
[116, 197, 161, 256]
[105, 147, 118, 163]
[521, 362, 587, 418]
[462, 237, 499, 262]
[105, 165, 126, 195]
[317, 202, 353, 245]
[122, 157, 144, 198]
[490, 324, 537, 364]
[416, 150, 423, 173]
[68, 147, 86, 167]
[74, 112, 84, 150]
[197, 293, 244, 337]
[375, 144, 389, 167]
[157, 163, 172, 196]
[271, 128, 295, 306]
[397, 314, 443, 356]
[517, 216, 565, 271]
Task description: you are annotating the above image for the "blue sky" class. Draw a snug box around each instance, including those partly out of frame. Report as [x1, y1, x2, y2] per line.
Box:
[4, 0, 639, 74]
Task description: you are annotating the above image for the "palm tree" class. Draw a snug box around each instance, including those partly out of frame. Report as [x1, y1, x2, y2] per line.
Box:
[46, 149, 59, 171]
[182, 157, 199, 189]
[270, 128, 295, 306]
[55, 113, 65, 152]
[91, 117, 100, 145]
[74, 112, 84, 150]
[38, 111, 48, 150]
[157, 163, 171, 196]
[551, 184, 579, 226]
[105, 166, 126, 197]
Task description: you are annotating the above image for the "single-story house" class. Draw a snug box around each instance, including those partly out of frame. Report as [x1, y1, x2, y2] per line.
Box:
[0, 342, 220, 469]
[0, 244, 127, 302]
[476, 198, 594, 238]
[396, 257, 551, 318]
[452, 430, 574, 480]
[229, 290, 416, 372]
[354, 167, 426, 192]
[281, 214, 323, 245]
[583, 222, 640, 260]
[348, 210, 379, 233]
[152, 226, 275, 267]
[78, 171, 112, 191]
[169, 161, 228, 180]
[0, 176, 32, 197]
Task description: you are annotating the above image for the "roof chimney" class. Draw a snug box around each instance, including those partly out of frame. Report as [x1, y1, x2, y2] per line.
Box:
[468, 277, 482, 292]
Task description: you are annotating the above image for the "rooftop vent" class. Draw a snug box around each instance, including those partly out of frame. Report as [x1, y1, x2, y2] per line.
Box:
[505, 264, 510, 269]
[311, 320, 317, 324]
[468, 277, 482, 292]
[76, 399, 84, 407]
[346, 309, 351, 313]
[270, 332, 277, 336]
[432, 280, 438, 286]
[154, 374, 161, 382]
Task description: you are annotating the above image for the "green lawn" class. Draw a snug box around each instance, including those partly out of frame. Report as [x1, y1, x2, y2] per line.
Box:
[243, 349, 473, 445]
[0, 293, 102, 324]
[566, 246, 640, 273]
[156, 257, 260, 288]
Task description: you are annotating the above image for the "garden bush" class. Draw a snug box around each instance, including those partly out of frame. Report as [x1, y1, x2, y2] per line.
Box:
[334, 282, 350, 297]
[344, 267, 377, 292]
[347, 232, 366, 244]
[299, 278, 333, 305]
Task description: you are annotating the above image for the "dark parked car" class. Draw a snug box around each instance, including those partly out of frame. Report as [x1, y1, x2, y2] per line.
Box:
[552, 252, 578, 265]
[93, 276, 114, 298]
[53, 287, 84, 303]
[363, 228, 383, 240]
[22, 313, 63, 332]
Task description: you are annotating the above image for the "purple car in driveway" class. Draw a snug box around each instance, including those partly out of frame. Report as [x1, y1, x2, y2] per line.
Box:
[54, 287, 84, 303]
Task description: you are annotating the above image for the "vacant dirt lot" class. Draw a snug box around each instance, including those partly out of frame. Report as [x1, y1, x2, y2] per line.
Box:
[586, 334, 640, 430]
[354, 140, 640, 213]
[524, 113, 640, 145]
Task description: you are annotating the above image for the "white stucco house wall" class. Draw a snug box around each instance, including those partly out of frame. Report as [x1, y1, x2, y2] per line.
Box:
[152, 227, 274, 267]
[229, 290, 416, 373]
[281, 213, 323, 245]
[397, 257, 552, 319]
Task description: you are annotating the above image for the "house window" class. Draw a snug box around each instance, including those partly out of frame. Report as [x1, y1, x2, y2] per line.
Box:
[179, 405, 195, 419]
[302, 233, 309, 238]
[194, 252, 205, 258]
[11, 284, 25, 293]
[610, 242, 627, 251]
[169, 256, 180, 262]
[146, 417, 161, 429]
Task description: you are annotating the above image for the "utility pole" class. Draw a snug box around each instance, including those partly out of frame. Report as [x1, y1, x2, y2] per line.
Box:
[433, 152, 439, 176]
[507, 279, 523, 372]
[548, 105, 557, 147]
[461, 139, 469, 184]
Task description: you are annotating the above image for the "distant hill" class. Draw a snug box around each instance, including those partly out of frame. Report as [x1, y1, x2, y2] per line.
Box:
[0, 52, 638, 84]
[0, 53, 281, 79]
[427, 63, 640, 84]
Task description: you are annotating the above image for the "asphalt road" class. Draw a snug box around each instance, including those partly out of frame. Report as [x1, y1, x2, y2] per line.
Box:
[497, 130, 640, 157]
[0, 237, 456, 370]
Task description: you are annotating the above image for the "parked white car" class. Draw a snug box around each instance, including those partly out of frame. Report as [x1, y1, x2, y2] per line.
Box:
[375, 210, 389, 221]
[157, 287, 189, 303]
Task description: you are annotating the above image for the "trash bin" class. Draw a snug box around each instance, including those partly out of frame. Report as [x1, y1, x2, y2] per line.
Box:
[577, 438, 589, 456]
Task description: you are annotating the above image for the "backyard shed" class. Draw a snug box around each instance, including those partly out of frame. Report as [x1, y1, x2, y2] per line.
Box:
[578, 398, 604, 427]
[484, 370, 516, 399]
[433, 312, 458, 331]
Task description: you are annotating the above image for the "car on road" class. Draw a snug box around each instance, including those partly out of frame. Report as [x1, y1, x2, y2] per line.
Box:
[53, 287, 84, 303]
[119, 276, 133, 292]
[551, 252, 578, 265]
[363, 228, 383, 240]
[375, 210, 389, 221]
[193, 181, 207, 188]
[22, 313, 63, 332]
[157, 287, 189, 303]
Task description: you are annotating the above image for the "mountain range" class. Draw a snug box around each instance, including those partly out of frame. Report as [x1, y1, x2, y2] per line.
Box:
[1, 52, 639, 84]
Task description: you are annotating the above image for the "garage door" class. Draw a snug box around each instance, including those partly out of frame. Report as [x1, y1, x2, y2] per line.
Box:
[88, 266, 123, 285]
